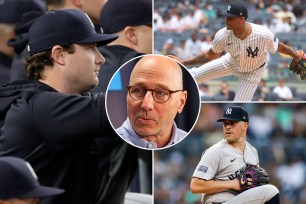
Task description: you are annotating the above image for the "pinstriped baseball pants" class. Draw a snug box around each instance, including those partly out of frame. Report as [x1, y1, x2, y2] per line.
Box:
[190, 54, 265, 101]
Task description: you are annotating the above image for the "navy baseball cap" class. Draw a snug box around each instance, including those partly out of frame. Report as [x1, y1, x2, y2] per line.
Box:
[0, 156, 64, 199]
[27, 9, 118, 55]
[100, 0, 152, 34]
[221, 2, 248, 19]
[217, 106, 249, 122]
[0, 0, 44, 24]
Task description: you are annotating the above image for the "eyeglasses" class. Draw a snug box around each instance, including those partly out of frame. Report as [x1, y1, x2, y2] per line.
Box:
[127, 85, 183, 103]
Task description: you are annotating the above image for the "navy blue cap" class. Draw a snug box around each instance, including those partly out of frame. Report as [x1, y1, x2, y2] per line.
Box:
[27, 9, 118, 55]
[0, 0, 44, 24]
[7, 12, 43, 54]
[221, 2, 248, 19]
[217, 106, 249, 122]
[0, 156, 64, 199]
[100, 0, 152, 34]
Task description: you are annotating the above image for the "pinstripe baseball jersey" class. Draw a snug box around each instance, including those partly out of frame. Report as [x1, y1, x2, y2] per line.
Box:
[212, 23, 279, 72]
[192, 139, 259, 203]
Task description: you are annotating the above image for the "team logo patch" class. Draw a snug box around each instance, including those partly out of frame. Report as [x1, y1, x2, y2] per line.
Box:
[226, 108, 232, 115]
[197, 165, 208, 173]
[247, 46, 259, 58]
[227, 5, 231, 11]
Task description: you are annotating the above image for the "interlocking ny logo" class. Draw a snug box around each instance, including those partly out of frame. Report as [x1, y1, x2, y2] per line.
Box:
[227, 5, 231, 11]
[247, 46, 259, 58]
[226, 108, 232, 115]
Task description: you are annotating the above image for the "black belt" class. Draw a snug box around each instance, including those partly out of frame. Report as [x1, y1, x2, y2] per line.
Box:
[259, 62, 266, 68]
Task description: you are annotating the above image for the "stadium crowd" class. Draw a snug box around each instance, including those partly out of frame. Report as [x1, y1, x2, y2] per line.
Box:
[155, 103, 306, 204]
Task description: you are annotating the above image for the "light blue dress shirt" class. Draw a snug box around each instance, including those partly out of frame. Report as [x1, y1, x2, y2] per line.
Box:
[116, 118, 188, 149]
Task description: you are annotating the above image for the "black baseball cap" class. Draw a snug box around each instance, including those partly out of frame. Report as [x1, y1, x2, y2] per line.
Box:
[221, 2, 248, 19]
[0, 0, 44, 24]
[217, 106, 249, 122]
[27, 9, 118, 55]
[100, 0, 152, 34]
[0, 156, 64, 199]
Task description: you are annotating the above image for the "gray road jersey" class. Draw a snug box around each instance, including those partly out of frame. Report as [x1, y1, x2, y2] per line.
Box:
[192, 139, 259, 203]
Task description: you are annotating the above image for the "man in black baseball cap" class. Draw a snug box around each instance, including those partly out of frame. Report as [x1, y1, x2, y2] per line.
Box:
[27, 9, 117, 56]
[92, 0, 152, 92]
[221, 1, 248, 19]
[217, 106, 249, 122]
[0, 0, 45, 85]
[0, 9, 120, 204]
[0, 156, 64, 203]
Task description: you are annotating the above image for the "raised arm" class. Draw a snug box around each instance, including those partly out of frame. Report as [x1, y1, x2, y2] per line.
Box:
[190, 177, 241, 195]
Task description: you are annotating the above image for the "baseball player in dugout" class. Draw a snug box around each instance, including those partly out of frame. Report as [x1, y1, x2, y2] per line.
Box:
[191, 106, 279, 204]
[91, 0, 152, 93]
[0, 156, 64, 204]
[0, 9, 139, 204]
[169, 1, 305, 102]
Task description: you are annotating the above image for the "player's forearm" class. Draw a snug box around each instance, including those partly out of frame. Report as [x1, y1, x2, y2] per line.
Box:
[182, 52, 212, 66]
[277, 42, 300, 61]
[190, 178, 240, 195]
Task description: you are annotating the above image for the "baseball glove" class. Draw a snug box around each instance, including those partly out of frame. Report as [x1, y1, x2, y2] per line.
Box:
[289, 50, 306, 80]
[238, 165, 270, 191]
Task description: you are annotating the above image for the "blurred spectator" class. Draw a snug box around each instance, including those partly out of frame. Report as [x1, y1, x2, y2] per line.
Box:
[273, 78, 293, 101]
[181, 10, 198, 31]
[160, 38, 175, 55]
[274, 4, 297, 25]
[174, 39, 193, 60]
[8, 12, 44, 82]
[193, 4, 206, 26]
[217, 80, 235, 101]
[198, 83, 210, 97]
[202, 4, 217, 21]
[168, 9, 184, 33]
[0, 0, 44, 84]
[276, 157, 306, 204]
[253, 79, 270, 101]
[200, 35, 212, 52]
[154, 8, 163, 32]
[185, 33, 201, 56]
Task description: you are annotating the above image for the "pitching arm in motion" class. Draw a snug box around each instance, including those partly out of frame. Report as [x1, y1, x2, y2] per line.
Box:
[169, 48, 221, 66]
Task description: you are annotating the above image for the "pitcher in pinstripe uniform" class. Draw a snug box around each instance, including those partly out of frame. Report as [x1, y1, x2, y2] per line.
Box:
[169, 1, 304, 101]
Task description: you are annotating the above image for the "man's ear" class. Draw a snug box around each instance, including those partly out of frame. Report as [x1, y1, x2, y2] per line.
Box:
[123, 26, 138, 45]
[70, 0, 82, 7]
[51, 45, 66, 66]
[177, 91, 188, 114]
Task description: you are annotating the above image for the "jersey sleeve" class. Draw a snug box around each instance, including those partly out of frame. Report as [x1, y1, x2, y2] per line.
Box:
[192, 147, 220, 180]
[31, 92, 113, 142]
[265, 28, 279, 53]
[210, 28, 227, 54]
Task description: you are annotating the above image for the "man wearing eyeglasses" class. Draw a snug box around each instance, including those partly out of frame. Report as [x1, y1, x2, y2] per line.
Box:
[116, 55, 188, 149]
